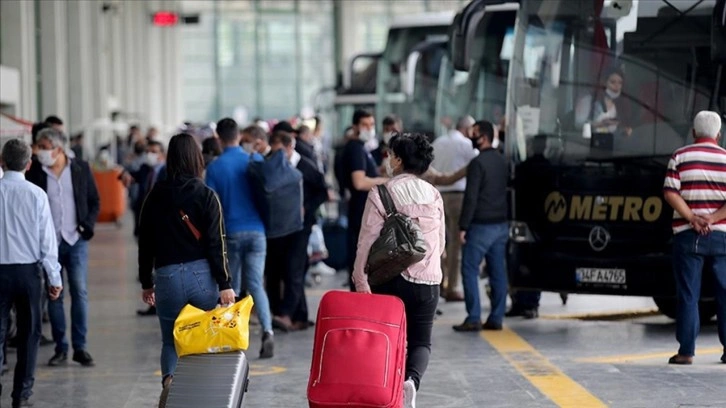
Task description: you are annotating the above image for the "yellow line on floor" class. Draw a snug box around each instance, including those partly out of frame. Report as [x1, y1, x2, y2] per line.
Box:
[540, 308, 659, 321]
[576, 347, 723, 364]
[481, 328, 607, 408]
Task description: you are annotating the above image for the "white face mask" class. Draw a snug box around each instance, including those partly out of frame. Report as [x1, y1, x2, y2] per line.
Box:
[242, 143, 255, 153]
[383, 131, 395, 145]
[492, 137, 500, 149]
[358, 128, 376, 143]
[0, 167, 4, 178]
[145, 152, 160, 166]
[384, 157, 394, 177]
[605, 89, 621, 99]
[37, 149, 58, 167]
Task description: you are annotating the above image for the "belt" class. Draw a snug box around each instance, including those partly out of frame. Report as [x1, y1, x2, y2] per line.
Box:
[440, 191, 465, 194]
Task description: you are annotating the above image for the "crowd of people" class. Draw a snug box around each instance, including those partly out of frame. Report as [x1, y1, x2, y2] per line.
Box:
[1, 107, 724, 408]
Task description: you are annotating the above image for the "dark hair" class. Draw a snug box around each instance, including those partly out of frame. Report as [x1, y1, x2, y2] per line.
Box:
[44, 115, 63, 126]
[388, 133, 434, 176]
[297, 125, 311, 136]
[242, 125, 267, 142]
[202, 137, 222, 156]
[474, 120, 495, 144]
[269, 131, 293, 148]
[382, 115, 397, 127]
[2, 138, 32, 171]
[166, 133, 205, 179]
[31, 122, 50, 144]
[352, 109, 373, 126]
[603, 67, 625, 82]
[313, 115, 322, 129]
[216, 118, 239, 143]
[133, 141, 146, 155]
[147, 140, 165, 153]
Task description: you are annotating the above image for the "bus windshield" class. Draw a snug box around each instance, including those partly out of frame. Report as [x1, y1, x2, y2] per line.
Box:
[436, 8, 518, 138]
[506, 0, 725, 164]
[376, 23, 451, 134]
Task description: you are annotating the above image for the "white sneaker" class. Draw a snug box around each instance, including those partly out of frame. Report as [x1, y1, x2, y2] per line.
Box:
[309, 262, 337, 276]
[403, 379, 416, 408]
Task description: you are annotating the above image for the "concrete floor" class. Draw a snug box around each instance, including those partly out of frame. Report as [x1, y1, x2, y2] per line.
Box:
[2, 221, 725, 408]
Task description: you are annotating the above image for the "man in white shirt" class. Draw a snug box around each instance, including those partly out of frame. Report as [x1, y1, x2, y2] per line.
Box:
[0, 139, 62, 408]
[431, 116, 478, 301]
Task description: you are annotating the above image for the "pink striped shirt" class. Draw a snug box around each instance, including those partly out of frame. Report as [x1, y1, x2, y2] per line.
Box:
[353, 174, 445, 292]
[663, 138, 726, 234]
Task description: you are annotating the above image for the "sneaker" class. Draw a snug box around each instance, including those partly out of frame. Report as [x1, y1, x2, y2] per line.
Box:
[48, 351, 67, 366]
[73, 350, 95, 367]
[403, 379, 417, 408]
[260, 331, 274, 359]
[522, 309, 539, 319]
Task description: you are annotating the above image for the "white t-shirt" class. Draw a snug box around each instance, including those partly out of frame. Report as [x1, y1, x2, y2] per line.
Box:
[431, 129, 479, 192]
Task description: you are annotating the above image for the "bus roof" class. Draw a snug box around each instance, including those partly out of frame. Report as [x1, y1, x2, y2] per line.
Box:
[389, 11, 455, 29]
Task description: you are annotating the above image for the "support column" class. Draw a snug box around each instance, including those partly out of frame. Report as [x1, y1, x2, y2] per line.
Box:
[0, 0, 38, 120]
[38, 0, 69, 122]
[66, 0, 94, 133]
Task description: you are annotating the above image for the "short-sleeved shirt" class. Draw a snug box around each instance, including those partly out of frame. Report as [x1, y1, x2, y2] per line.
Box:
[663, 138, 726, 234]
[341, 139, 380, 228]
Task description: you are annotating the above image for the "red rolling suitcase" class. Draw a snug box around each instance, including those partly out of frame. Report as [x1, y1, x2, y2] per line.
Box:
[307, 290, 406, 408]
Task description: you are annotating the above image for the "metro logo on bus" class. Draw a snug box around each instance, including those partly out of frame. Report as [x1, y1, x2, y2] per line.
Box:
[544, 192, 662, 223]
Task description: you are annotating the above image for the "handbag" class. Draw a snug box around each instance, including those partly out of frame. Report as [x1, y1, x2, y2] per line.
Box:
[365, 184, 427, 286]
[173, 296, 254, 357]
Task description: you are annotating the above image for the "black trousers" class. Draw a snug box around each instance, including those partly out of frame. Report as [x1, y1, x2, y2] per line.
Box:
[265, 228, 310, 322]
[372, 275, 439, 390]
[0, 263, 42, 402]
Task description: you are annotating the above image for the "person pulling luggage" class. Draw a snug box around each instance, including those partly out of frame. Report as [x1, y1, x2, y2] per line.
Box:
[352, 133, 445, 408]
[137, 133, 236, 392]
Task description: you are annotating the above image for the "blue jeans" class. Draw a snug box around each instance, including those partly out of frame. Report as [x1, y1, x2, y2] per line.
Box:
[154, 259, 219, 379]
[226, 231, 272, 333]
[461, 223, 509, 325]
[49, 239, 89, 353]
[672, 230, 726, 356]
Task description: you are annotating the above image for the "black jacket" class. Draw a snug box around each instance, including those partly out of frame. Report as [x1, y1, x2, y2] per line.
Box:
[297, 155, 328, 229]
[459, 148, 508, 230]
[26, 157, 100, 241]
[137, 176, 231, 291]
[295, 139, 316, 163]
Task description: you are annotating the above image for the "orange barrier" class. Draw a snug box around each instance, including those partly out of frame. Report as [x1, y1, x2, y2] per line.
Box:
[93, 168, 126, 223]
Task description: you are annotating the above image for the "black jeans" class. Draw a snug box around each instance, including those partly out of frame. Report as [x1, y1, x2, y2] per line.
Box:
[0, 263, 42, 402]
[265, 228, 310, 322]
[372, 275, 439, 390]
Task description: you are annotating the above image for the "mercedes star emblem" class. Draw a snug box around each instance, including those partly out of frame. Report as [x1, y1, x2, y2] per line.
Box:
[588, 226, 610, 252]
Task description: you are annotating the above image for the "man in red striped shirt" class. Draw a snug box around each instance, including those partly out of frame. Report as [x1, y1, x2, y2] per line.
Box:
[663, 110, 726, 365]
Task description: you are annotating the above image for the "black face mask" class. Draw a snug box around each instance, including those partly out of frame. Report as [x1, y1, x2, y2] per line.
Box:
[471, 135, 481, 149]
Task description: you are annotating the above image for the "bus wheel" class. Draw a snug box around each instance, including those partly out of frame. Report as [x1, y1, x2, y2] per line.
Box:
[652, 297, 717, 323]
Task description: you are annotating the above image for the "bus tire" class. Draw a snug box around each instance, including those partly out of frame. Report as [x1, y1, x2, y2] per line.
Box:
[652, 297, 717, 323]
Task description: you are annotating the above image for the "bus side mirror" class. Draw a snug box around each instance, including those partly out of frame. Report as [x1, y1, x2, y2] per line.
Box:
[713, 0, 726, 63]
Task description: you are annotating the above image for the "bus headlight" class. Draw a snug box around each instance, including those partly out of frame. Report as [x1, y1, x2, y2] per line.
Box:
[510, 221, 535, 243]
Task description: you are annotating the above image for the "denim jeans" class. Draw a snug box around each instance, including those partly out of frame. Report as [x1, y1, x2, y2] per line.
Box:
[154, 259, 219, 379]
[0, 263, 42, 401]
[226, 231, 272, 333]
[373, 276, 439, 391]
[461, 223, 509, 325]
[672, 230, 726, 356]
[49, 239, 89, 353]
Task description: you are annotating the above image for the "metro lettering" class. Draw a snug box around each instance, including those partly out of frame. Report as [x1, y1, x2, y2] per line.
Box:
[623, 197, 642, 221]
[642, 197, 662, 222]
[544, 192, 663, 223]
[569, 196, 593, 220]
[608, 196, 625, 221]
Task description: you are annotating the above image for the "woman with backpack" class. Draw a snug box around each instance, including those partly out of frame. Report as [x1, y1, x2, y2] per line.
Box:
[352, 133, 445, 408]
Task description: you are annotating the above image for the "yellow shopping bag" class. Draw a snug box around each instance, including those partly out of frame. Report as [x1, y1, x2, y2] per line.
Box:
[173, 296, 254, 357]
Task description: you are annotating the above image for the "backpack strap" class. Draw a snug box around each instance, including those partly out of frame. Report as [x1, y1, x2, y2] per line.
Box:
[377, 184, 398, 216]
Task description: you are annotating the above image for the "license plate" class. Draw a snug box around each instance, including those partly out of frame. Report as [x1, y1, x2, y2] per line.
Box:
[576, 268, 626, 284]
